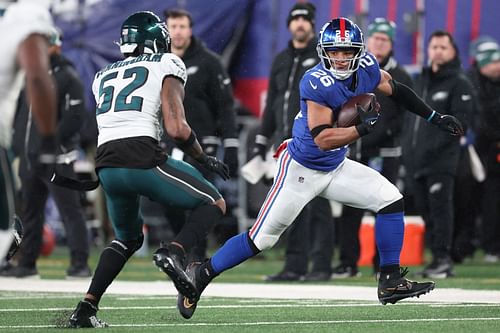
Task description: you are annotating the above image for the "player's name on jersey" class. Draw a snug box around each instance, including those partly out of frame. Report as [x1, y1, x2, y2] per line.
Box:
[96, 54, 163, 77]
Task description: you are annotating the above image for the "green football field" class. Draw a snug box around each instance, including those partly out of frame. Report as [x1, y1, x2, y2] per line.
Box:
[1, 247, 499, 332]
[1, 293, 500, 332]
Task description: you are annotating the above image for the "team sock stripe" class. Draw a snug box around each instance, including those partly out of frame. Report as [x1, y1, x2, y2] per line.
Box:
[249, 151, 291, 239]
[249, 151, 289, 237]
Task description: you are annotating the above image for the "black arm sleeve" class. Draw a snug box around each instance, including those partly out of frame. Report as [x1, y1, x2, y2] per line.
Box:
[389, 79, 434, 120]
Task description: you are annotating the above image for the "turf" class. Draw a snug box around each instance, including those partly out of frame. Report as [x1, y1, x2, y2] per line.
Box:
[0, 293, 499, 332]
[35, 246, 500, 290]
[1, 247, 500, 332]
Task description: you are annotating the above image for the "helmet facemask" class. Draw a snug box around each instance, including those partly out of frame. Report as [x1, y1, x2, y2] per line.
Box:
[317, 18, 365, 80]
[317, 44, 364, 80]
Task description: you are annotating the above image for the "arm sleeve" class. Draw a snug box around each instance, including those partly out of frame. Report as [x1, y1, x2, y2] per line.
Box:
[367, 69, 414, 146]
[56, 71, 85, 145]
[389, 79, 434, 120]
[208, 58, 238, 140]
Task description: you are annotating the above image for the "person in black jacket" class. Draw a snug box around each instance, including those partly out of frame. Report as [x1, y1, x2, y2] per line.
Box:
[404, 31, 473, 278]
[333, 18, 413, 278]
[467, 38, 500, 262]
[2, 28, 91, 278]
[254, 2, 334, 282]
[163, 8, 239, 263]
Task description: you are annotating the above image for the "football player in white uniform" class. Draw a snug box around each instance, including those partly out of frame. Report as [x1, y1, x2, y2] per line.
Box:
[68, 11, 229, 328]
[0, 0, 56, 264]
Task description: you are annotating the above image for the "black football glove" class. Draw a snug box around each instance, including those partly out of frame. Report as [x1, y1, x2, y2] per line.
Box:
[35, 135, 57, 180]
[355, 101, 380, 137]
[197, 154, 230, 180]
[429, 112, 464, 136]
[224, 146, 239, 178]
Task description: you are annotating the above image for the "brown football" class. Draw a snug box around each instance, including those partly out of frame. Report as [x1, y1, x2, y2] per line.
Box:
[336, 93, 377, 127]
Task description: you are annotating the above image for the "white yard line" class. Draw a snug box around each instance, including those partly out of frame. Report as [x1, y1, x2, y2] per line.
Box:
[2, 317, 500, 330]
[0, 278, 499, 303]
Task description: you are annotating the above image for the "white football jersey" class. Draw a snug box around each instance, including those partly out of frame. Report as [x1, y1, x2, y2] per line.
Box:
[93, 53, 187, 147]
[0, 2, 53, 148]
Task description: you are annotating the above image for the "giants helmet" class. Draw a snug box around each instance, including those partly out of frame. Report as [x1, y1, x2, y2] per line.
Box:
[120, 11, 170, 56]
[317, 17, 365, 80]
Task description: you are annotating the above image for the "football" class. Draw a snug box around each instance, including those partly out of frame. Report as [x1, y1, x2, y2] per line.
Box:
[336, 93, 377, 127]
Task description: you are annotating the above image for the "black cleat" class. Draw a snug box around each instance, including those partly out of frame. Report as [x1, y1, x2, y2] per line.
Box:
[68, 300, 108, 328]
[177, 261, 209, 319]
[378, 267, 435, 305]
[153, 247, 197, 301]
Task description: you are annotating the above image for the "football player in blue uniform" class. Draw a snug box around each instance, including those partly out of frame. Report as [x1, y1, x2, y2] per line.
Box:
[173, 18, 463, 319]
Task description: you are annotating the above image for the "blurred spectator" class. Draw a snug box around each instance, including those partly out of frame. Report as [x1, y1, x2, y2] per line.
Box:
[253, 2, 334, 282]
[333, 18, 413, 278]
[467, 37, 500, 263]
[404, 31, 473, 278]
[2, 28, 91, 278]
[162, 8, 239, 263]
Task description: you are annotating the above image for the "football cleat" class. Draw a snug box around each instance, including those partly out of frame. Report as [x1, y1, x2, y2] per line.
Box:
[378, 267, 435, 305]
[153, 247, 197, 301]
[177, 261, 209, 319]
[68, 300, 108, 328]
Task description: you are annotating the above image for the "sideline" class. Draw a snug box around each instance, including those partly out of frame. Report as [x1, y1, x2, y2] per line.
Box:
[0, 278, 499, 303]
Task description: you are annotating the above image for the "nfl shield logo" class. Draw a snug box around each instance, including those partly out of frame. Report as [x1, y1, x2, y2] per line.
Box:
[298, 177, 304, 183]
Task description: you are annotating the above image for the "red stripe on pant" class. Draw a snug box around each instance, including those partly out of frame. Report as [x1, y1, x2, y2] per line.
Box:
[249, 152, 291, 239]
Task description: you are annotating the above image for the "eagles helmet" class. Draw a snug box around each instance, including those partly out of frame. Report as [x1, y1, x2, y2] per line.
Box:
[317, 17, 365, 80]
[120, 11, 170, 56]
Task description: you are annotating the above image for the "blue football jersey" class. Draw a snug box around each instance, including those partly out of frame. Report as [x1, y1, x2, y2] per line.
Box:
[288, 52, 381, 172]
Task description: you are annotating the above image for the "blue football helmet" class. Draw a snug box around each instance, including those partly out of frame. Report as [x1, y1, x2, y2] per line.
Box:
[120, 11, 170, 55]
[317, 17, 365, 80]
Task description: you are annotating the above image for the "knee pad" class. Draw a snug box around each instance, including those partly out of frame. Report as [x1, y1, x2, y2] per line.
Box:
[379, 198, 405, 214]
[110, 234, 144, 260]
